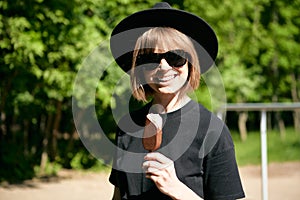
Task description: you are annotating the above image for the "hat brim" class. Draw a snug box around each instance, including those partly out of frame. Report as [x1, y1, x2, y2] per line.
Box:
[110, 7, 218, 74]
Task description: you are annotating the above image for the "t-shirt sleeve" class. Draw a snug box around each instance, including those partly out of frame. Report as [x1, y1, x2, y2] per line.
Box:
[203, 123, 245, 200]
[109, 167, 118, 186]
[109, 126, 129, 191]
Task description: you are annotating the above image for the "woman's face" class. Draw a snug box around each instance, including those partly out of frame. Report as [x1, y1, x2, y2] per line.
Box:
[142, 48, 189, 95]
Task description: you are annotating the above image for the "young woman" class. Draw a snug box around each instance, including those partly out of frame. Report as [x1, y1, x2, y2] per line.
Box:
[109, 2, 245, 200]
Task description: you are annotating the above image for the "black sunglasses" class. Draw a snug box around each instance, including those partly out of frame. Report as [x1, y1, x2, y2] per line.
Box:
[136, 49, 190, 71]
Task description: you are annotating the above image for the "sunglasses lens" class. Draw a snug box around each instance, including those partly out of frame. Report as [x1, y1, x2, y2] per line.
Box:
[136, 50, 189, 70]
[165, 50, 188, 67]
[136, 54, 159, 70]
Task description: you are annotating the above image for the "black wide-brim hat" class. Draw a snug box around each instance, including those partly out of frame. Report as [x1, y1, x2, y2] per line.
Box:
[110, 2, 218, 74]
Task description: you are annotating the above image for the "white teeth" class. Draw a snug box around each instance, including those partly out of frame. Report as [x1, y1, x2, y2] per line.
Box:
[158, 75, 176, 82]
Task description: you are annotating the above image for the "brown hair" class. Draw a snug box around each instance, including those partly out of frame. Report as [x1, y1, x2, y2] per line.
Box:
[131, 27, 200, 102]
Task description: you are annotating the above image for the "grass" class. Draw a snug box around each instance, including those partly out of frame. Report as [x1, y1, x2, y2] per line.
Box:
[232, 128, 300, 166]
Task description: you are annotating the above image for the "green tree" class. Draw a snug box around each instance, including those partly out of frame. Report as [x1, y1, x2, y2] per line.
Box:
[184, 0, 300, 137]
[1, 0, 299, 182]
[0, 0, 158, 181]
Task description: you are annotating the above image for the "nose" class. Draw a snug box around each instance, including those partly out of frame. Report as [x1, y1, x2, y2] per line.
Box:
[159, 59, 172, 70]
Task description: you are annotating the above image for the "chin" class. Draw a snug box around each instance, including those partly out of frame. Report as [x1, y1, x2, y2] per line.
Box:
[157, 87, 181, 94]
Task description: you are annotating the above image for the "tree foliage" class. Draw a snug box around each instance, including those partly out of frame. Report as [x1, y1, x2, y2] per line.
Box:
[1, 0, 299, 182]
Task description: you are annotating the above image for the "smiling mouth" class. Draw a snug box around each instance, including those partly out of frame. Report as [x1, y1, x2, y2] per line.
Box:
[155, 74, 178, 82]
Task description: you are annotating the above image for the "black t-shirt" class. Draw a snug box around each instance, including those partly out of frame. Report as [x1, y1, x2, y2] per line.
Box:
[110, 100, 245, 200]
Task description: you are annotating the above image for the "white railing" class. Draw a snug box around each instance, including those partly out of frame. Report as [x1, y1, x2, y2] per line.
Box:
[217, 102, 300, 200]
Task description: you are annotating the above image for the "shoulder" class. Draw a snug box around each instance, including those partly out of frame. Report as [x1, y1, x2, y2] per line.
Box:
[193, 102, 227, 136]
[194, 102, 234, 158]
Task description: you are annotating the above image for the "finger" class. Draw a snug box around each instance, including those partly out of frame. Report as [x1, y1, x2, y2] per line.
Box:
[146, 172, 167, 185]
[147, 166, 163, 174]
[144, 152, 172, 164]
[145, 172, 155, 179]
[143, 162, 170, 174]
[145, 168, 164, 178]
[142, 160, 162, 170]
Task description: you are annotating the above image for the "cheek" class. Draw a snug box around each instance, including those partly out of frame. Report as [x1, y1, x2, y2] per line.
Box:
[143, 72, 154, 84]
[183, 69, 189, 80]
[180, 66, 189, 81]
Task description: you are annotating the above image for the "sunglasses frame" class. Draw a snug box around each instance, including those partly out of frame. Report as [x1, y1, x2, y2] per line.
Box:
[136, 49, 191, 71]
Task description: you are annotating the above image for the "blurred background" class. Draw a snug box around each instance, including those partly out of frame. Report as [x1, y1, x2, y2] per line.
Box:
[0, 0, 299, 192]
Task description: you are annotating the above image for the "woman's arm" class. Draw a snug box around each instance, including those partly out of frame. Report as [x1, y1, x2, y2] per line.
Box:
[170, 182, 203, 200]
[143, 152, 203, 200]
[112, 187, 121, 200]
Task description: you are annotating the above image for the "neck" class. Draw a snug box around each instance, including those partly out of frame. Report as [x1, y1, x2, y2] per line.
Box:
[152, 93, 190, 114]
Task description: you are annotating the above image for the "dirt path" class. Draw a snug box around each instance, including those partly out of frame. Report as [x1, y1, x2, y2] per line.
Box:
[239, 162, 300, 200]
[1, 162, 299, 200]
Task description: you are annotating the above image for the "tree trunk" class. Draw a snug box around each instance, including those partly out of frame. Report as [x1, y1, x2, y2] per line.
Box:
[23, 119, 30, 156]
[65, 109, 84, 168]
[0, 71, 17, 139]
[294, 111, 300, 134]
[238, 112, 248, 142]
[50, 101, 62, 161]
[291, 74, 300, 133]
[275, 112, 286, 140]
[39, 112, 53, 175]
[0, 113, 5, 141]
[267, 112, 272, 131]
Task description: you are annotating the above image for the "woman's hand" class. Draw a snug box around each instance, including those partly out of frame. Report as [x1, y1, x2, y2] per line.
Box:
[143, 152, 181, 197]
[143, 152, 202, 200]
